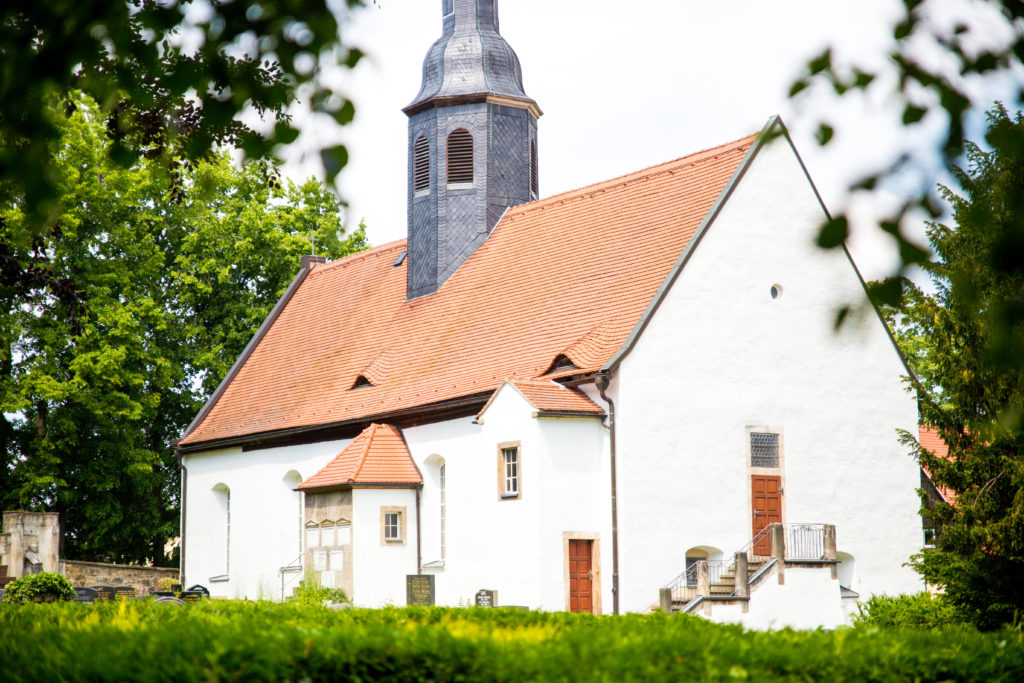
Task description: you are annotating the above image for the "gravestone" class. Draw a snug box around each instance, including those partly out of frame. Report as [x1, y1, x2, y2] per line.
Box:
[153, 596, 186, 605]
[171, 583, 183, 593]
[114, 586, 137, 601]
[73, 587, 98, 603]
[179, 591, 205, 603]
[406, 574, 435, 606]
[187, 584, 210, 598]
[475, 589, 497, 608]
[92, 586, 117, 602]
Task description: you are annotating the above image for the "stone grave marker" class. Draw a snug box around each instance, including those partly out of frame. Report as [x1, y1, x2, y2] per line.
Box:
[475, 589, 497, 608]
[114, 586, 137, 601]
[92, 586, 117, 602]
[73, 587, 98, 603]
[406, 574, 435, 606]
[179, 591, 205, 603]
[187, 584, 210, 598]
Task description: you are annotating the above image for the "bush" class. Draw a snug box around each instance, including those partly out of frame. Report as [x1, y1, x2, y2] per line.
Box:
[0, 602, 1022, 681]
[1, 572, 77, 604]
[853, 592, 967, 630]
[289, 574, 349, 606]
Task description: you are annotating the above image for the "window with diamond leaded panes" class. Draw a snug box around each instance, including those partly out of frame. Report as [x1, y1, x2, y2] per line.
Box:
[750, 432, 780, 468]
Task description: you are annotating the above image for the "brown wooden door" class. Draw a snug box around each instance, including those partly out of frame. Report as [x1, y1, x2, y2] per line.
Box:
[568, 539, 593, 613]
[751, 475, 782, 556]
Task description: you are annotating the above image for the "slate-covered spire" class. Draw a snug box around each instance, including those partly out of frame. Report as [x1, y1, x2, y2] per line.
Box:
[404, 0, 541, 300]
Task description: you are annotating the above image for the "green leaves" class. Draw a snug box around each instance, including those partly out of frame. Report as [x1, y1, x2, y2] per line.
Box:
[882, 106, 1024, 630]
[1, 94, 366, 565]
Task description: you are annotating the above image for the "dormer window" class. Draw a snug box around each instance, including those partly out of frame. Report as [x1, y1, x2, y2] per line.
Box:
[352, 375, 374, 389]
[413, 136, 430, 197]
[447, 129, 474, 188]
[544, 354, 579, 375]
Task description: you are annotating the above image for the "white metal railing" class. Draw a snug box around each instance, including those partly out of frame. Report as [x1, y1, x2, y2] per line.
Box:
[663, 560, 729, 603]
[279, 554, 304, 601]
[785, 523, 826, 560]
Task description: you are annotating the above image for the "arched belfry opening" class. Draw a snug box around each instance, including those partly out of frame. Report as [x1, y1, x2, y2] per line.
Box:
[404, 0, 541, 300]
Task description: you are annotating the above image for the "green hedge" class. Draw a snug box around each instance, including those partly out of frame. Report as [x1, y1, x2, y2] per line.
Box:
[1, 572, 76, 604]
[0, 602, 1021, 681]
[853, 592, 967, 630]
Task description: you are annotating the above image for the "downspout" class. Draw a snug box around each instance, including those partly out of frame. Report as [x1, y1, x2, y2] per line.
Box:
[176, 449, 187, 587]
[595, 371, 619, 615]
[415, 486, 422, 575]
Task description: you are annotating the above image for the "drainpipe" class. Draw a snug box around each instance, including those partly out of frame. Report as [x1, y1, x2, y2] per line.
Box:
[415, 486, 422, 575]
[595, 371, 619, 615]
[176, 449, 187, 587]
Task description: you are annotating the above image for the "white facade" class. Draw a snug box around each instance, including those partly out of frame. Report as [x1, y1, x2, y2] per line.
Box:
[181, 130, 923, 625]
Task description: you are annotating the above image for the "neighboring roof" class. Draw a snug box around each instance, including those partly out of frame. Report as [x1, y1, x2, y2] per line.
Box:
[298, 424, 422, 490]
[179, 132, 757, 449]
[478, 379, 606, 420]
[919, 425, 956, 503]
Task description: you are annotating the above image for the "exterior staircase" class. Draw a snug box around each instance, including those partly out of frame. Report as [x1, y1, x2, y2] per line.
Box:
[707, 556, 770, 597]
[659, 523, 837, 615]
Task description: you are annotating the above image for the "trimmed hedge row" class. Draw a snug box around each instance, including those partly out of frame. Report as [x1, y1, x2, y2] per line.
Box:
[0, 601, 1022, 681]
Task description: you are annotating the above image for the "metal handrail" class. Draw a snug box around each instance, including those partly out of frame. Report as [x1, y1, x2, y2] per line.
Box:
[785, 523, 826, 560]
[279, 553, 304, 601]
[737, 524, 773, 560]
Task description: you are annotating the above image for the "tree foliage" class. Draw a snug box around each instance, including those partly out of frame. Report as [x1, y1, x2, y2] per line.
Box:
[0, 94, 367, 565]
[792, 0, 1024, 331]
[0, 0, 369, 244]
[877, 105, 1024, 630]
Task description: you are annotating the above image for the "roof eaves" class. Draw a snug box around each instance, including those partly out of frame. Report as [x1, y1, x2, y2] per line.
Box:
[533, 409, 605, 419]
[601, 117, 777, 374]
[174, 262, 315, 446]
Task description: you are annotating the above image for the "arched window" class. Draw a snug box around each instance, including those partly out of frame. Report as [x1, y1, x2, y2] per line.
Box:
[283, 471, 302, 557]
[530, 139, 538, 197]
[447, 129, 474, 187]
[212, 483, 231, 574]
[413, 136, 430, 196]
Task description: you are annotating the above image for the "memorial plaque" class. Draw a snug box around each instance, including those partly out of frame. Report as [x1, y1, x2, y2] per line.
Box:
[92, 586, 117, 602]
[73, 587, 98, 603]
[114, 586, 137, 601]
[179, 591, 204, 603]
[475, 589, 497, 608]
[406, 574, 435, 606]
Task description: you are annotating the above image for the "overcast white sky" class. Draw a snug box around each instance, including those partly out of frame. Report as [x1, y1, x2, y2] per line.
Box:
[281, 0, 1022, 281]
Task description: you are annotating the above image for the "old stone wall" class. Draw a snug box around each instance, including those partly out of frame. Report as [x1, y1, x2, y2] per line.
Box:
[60, 560, 179, 596]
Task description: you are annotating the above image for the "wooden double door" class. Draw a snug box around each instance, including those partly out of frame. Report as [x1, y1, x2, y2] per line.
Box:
[568, 539, 594, 613]
[751, 475, 783, 556]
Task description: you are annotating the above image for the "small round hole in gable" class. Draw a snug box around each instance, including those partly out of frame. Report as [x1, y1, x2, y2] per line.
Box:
[770, 284, 783, 300]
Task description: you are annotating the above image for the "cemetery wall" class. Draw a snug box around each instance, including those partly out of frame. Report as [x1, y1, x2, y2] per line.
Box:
[60, 560, 179, 596]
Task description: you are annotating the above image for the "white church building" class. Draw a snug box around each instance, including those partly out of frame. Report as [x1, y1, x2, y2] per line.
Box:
[175, 0, 924, 628]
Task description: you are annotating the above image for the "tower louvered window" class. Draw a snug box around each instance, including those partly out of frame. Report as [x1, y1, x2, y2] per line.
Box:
[413, 136, 430, 195]
[447, 129, 474, 186]
[530, 139, 538, 197]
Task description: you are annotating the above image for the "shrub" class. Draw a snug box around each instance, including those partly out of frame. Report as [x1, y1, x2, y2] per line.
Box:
[289, 574, 349, 606]
[1, 572, 77, 604]
[853, 592, 967, 630]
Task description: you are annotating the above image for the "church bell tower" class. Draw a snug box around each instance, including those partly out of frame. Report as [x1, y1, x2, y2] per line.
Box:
[404, 0, 541, 299]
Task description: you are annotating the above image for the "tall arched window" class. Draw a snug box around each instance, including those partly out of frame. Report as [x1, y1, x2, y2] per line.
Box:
[530, 139, 538, 197]
[212, 483, 231, 574]
[413, 136, 430, 196]
[283, 471, 303, 557]
[447, 129, 474, 187]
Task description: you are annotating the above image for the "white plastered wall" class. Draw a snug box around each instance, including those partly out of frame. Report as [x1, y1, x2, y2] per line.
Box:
[182, 438, 351, 599]
[351, 487, 419, 606]
[405, 385, 609, 611]
[613, 132, 923, 617]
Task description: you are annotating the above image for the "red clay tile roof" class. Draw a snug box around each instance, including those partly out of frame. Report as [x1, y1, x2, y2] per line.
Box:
[919, 425, 955, 503]
[479, 379, 605, 419]
[179, 133, 756, 447]
[298, 423, 422, 489]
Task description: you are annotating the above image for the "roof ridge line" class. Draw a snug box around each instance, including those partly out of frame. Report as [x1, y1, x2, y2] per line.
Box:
[504, 134, 757, 220]
[309, 239, 409, 275]
[350, 423, 378, 482]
